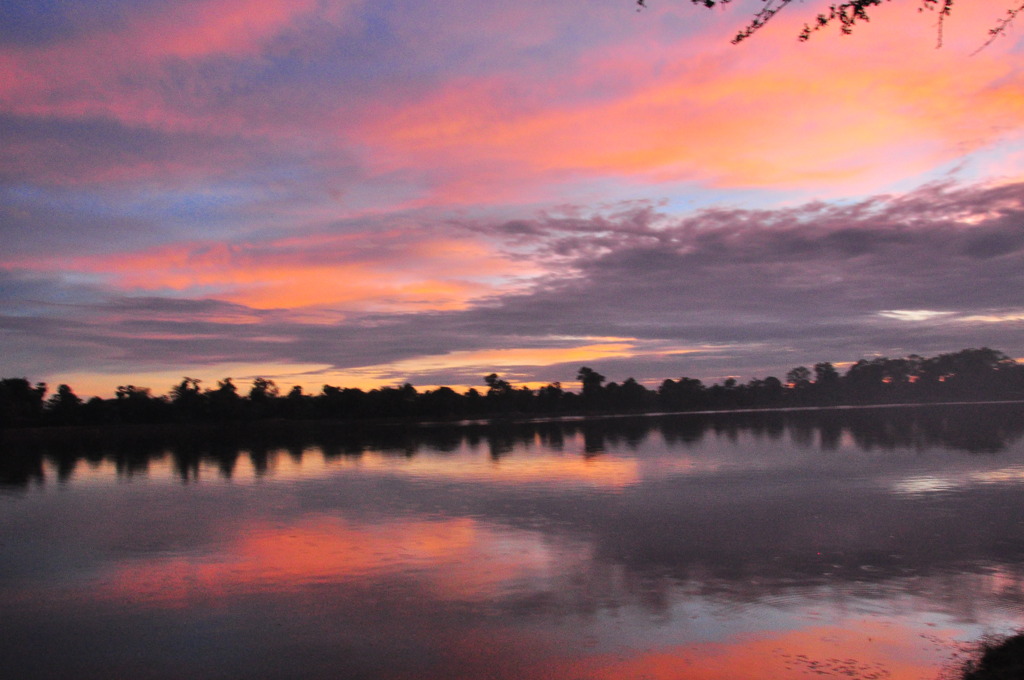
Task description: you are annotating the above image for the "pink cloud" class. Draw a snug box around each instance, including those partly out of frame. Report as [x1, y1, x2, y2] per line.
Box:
[12, 228, 545, 312]
[350, 1, 1024, 202]
[4, 0, 1020, 205]
[0, 0, 332, 134]
[139, 0, 321, 60]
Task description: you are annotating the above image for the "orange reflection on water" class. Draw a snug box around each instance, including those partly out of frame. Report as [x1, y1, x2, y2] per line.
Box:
[545, 620, 962, 680]
[95, 515, 578, 607]
[352, 452, 640, 488]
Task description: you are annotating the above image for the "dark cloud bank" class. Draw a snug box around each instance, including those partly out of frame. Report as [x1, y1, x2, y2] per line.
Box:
[2, 181, 1023, 390]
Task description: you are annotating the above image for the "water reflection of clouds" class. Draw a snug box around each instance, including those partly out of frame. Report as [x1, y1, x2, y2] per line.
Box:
[6, 508, 1004, 678]
[6, 407, 1024, 678]
[335, 452, 642, 488]
[76, 515, 591, 607]
[891, 475, 962, 496]
[541, 620, 963, 680]
[891, 465, 1024, 497]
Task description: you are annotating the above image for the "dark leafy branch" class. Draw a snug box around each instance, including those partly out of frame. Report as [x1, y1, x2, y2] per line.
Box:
[974, 1, 1024, 53]
[637, 0, 1024, 48]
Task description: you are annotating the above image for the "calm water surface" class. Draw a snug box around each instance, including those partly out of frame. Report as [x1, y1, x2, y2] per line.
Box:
[3, 405, 1024, 679]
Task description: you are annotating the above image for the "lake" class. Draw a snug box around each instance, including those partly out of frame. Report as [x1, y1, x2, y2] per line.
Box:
[3, 403, 1024, 679]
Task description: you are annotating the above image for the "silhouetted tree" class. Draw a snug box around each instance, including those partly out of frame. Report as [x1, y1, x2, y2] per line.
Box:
[484, 373, 516, 413]
[814, 362, 839, 385]
[484, 373, 513, 397]
[46, 384, 82, 425]
[577, 367, 606, 409]
[249, 377, 279, 402]
[536, 382, 565, 412]
[786, 366, 812, 388]
[81, 395, 113, 424]
[616, 377, 653, 412]
[170, 377, 205, 421]
[463, 387, 486, 416]
[114, 384, 166, 423]
[743, 377, 783, 407]
[283, 385, 311, 419]
[761, 375, 784, 403]
[207, 378, 242, 420]
[0, 378, 46, 428]
[420, 386, 462, 419]
[248, 377, 279, 419]
[658, 377, 706, 411]
[320, 385, 366, 419]
[919, 347, 1021, 399]
[366, 383, 418, 418]
[512, 386, 536, 413]
[707, 377, 743, 409]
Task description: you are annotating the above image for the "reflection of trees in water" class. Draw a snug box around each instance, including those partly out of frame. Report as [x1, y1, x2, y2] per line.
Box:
[518, 472, 1024, 624]
[4, 406, 1024, 657]
[535, 422, 564, 451]
[0, 451, 44, 488]
[692, 405, 1024, 454]
[1, 404, 1023, 488]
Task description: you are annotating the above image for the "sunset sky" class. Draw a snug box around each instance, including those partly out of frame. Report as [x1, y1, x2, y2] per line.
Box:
[2, 0, 1023, 398]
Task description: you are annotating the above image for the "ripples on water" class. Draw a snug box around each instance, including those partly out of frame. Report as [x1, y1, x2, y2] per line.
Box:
[2, 404, 1023, 679]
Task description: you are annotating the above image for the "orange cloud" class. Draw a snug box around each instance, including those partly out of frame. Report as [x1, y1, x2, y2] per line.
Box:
[374, 342, 641, 374]
[310, 340, 708, 392]
[357, 2, 1024, 202]
[43, 335, 690, 398]
[4, 0, 1019, 205]
[16, 230, 543, 311]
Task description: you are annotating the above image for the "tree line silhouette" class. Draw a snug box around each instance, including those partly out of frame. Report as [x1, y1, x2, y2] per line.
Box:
[1, 347, 1021, 429]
